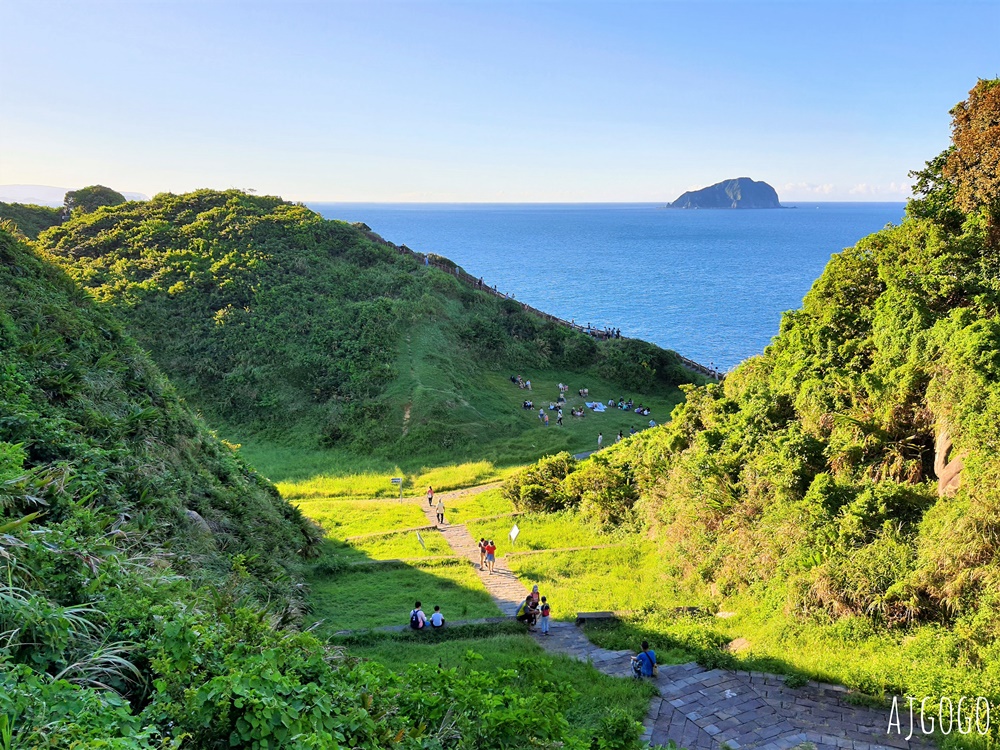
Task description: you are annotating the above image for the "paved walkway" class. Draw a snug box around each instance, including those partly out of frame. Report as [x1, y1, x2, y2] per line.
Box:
[415, 483, 932, 750]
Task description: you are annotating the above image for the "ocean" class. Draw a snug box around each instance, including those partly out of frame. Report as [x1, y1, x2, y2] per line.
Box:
[308, 202, 906, 372]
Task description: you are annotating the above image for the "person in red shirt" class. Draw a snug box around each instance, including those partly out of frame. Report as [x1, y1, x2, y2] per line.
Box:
[484, 540, 497, 574]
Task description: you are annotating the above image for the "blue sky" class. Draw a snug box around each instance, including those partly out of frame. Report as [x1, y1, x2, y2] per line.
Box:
[1, 1, 997, 202]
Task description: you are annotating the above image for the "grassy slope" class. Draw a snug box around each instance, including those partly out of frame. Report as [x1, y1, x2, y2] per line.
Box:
[0, 202, 62, 238]
[37, 189, 693, 472]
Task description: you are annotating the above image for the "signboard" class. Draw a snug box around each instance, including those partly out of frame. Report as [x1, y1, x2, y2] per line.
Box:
[416, 531, 426, 550]
[509, 524, 520, 544]
[390, 477, 403, 484]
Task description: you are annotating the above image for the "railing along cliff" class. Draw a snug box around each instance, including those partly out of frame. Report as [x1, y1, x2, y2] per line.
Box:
[355, 224, 723, 380]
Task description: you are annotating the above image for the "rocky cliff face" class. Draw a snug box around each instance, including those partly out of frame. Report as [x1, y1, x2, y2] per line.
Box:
[668, 177, 781, 209]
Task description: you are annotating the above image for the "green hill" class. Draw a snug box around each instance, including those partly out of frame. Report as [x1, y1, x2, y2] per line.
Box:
[36, 190, 695, 466]
[506, 80, 1000, 705]
[0, 225, 657, 748]
[0, 201, 62, 239]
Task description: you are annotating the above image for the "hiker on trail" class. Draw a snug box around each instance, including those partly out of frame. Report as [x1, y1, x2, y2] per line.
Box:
[529, 584, 540, 606]
[427, 486, 434, 507]
[479, 538, 487, 570]
[516, 595, 537, 627]
[435, 497, 445, 524]
[430, 605, 445, 629]
[410, 601, 427, 630]
[485, 540, 496, 574]
[539, 597, 551, 635]
[631, 640, 657, 678]
[597, 433, 603, 449]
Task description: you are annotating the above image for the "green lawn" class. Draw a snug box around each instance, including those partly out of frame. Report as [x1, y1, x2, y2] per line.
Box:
[348, 529, 454, 560]
[293, 497, 429, 538]
[308, 559, 500, 632]
[350, 632, 657, 740]
[438, 487, 514, 524]
[467, 509, 601, 553]
[509, 543, 694, 619]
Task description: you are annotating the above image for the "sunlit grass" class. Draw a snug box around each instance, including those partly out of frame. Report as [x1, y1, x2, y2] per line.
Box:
[438, 488, 515, 524]
[467, 509, 601, 553]
[509, 543, 689, 619]
[294, 497, 428, 538]
[411, 461, 508, 493]
[349, 529, 455, 560]
[307, 560, 500, 631]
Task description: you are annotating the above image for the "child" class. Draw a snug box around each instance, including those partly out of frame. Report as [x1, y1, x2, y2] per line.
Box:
[430, 605, 445, 629]
[539, 597, 551, 635]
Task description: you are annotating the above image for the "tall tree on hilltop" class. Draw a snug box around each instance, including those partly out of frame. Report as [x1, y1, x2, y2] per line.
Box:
[63, 184, 127, 215]
[944, 79, 1000, 217]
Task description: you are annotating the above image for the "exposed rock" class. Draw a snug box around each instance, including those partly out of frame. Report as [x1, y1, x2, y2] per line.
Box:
[726, 637, 751, 653]
[934, 425, 966, 497]
[184, 509, 213, 536]
[667, 177, 781, 209]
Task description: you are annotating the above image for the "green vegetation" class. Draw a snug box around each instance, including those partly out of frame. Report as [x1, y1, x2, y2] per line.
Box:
[64, 184, 127, 214]
[294, 497, 429, 537]
[307, 558, 500, 632]
[438, 487, 514, 522]
[349, 633, 658, 742]
[0, 224, 673, 749]
[36, 189, 692, 467]
[0, 204, 62, 239]
[506, 79, 1000, 741]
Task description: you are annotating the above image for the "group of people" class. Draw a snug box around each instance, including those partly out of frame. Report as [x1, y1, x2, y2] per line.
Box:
[510, 375, 532, 390]
[427, 486, 445, 524]
[477, 538, 498, 573]
[515, 585, 552, 635]
[409, 601, 446, 630]
[606, 397, 651, 416]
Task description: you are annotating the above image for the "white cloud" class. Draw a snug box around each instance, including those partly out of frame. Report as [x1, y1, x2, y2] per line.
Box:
[849, 181, 912, 197]
[783, 182, 835, 196]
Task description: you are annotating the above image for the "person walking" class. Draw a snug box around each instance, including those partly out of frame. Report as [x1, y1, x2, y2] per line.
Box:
[478, 538, 487, 570]
[543, 413, 549, 427]
[435, 497, 445, 525]
[485, 539, 496, 574]
[427, 486, 434, 507]
[597, 432, 603, 449]
[538, 407, 545, 422]
[539, 597, 551, 635]
[616, 431, 623, 444]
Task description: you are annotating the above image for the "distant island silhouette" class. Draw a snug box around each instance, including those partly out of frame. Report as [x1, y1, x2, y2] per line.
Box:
[667, 177, 781, 209]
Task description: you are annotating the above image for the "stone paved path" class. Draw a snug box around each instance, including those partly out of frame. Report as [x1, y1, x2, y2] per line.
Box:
[418, 484, 934, 750]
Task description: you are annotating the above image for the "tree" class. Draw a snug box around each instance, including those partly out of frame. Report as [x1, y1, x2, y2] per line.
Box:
[944, 79, 1000, 216]
[63, 185, 126, 215]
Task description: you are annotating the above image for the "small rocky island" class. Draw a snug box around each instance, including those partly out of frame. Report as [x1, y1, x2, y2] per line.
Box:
[667, 177, 781, 209]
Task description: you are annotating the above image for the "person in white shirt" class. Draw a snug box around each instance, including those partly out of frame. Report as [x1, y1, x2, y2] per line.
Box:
[430, 605, 445, 629]
[409, 601, 427, 630]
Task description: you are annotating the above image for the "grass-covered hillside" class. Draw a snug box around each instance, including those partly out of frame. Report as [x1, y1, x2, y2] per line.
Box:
[505, 80, 1000, 720]
[35, 189, 694, 465]
[0, 225, 661, 749]
[0, 201, 62, 239]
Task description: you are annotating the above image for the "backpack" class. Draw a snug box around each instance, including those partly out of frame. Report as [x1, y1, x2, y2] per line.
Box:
[541, 603, 550, 617]
[410, 610, 421, 629]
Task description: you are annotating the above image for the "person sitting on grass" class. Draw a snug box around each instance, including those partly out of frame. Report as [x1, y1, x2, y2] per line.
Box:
[409, 601, 426, 630]
[430, 605, 445, 629]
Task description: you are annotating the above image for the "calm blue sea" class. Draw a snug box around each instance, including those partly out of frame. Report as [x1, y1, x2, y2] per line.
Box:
[308, 202, 905, 371]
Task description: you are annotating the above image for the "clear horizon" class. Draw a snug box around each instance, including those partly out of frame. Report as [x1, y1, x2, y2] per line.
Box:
[2, 1, 998, 203]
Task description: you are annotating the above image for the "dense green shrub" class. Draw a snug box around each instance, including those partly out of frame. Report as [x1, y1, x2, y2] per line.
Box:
[36, 190, 694, 458]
